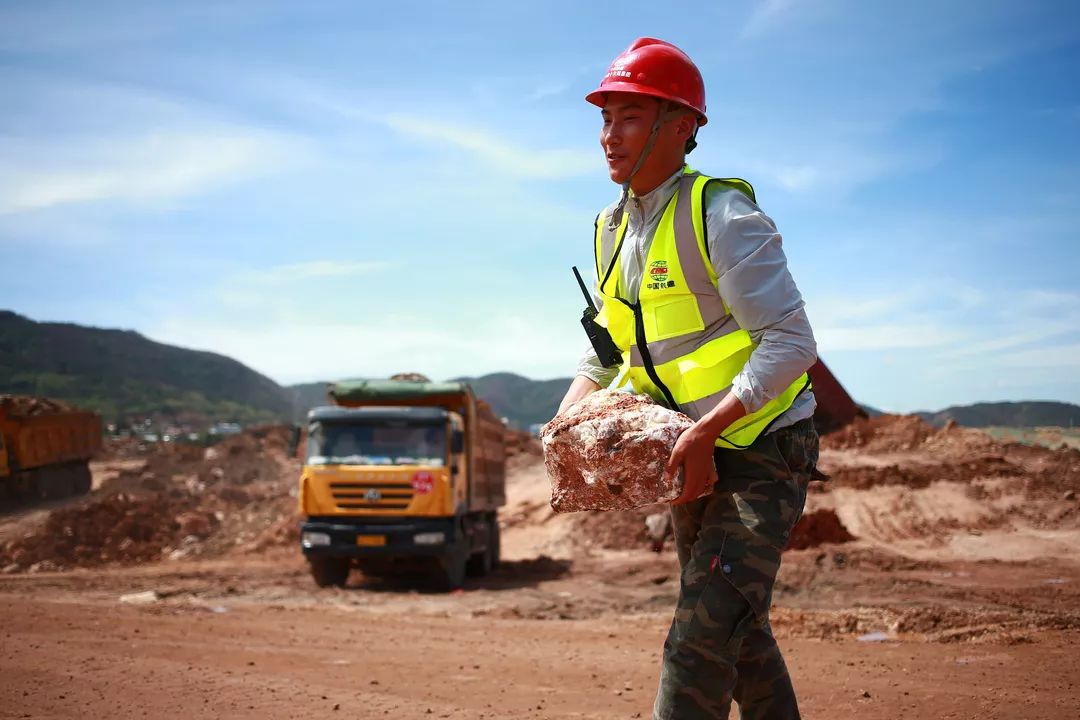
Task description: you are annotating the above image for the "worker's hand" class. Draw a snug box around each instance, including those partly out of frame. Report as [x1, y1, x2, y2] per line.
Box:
[556, 376, 602, 417]
[664, 424, 719, 505]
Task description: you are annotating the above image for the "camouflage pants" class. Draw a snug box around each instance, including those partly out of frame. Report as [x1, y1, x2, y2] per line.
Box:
[652, 418, 819, 720]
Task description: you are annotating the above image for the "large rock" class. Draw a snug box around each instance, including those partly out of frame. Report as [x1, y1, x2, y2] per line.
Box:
[542, 390, 695, 512]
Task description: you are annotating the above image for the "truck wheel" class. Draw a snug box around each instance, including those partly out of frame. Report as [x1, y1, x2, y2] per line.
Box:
[466, 517, 498, 578]
[490, 514, 501, 570]
[308, 557, 350, 588]
[466, 532, 493, 578]
[73, 463, 92, 496]
[436, 546, 468, 591]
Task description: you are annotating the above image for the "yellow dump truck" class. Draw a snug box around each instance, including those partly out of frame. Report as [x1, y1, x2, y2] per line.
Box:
[0, 396, 102, 503]
[296, 378, 506, 590]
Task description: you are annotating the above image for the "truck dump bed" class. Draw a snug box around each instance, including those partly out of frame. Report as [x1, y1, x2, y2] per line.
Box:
[0, 396, 102, 475]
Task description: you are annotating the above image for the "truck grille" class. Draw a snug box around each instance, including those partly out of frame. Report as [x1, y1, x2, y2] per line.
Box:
[329, 480, 414, 510]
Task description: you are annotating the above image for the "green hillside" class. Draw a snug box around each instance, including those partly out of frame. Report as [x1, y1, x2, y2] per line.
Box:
[451, 372, 572, 429]
[0, 310, 292, 425]
[7, 307, 1077, 433]
[287, 373, 571, 429]
[919, 401, 1080, 428]
[287, 382, 331, 420]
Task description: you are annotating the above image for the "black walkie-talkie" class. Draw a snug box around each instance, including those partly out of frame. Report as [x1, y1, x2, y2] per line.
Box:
[573, 266, 623, 369]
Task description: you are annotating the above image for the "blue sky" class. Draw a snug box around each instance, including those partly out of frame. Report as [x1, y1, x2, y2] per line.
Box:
[1, 0, 1078, 413]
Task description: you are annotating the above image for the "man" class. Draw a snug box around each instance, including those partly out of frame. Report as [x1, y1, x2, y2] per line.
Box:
[557, 38, 819, 719]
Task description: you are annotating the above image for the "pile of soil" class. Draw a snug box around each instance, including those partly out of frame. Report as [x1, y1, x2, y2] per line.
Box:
[825, 456, 1018, 490]
[821, 415, 1080, 512]
[821, 414, 937, 452]
[0, 394, 74, 416]
[786, 509, 855, 550]
[4, 492, 199, 568]
[574, 504, 666, 550]
[0, 426, 300, 572]
[505, 428, 541, 458]
[810, 415, 1080, 558]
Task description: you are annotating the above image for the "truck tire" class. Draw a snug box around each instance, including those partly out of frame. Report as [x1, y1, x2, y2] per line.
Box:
[490, 514, 501, 570]
[308, 557, 350, 588]
[436, 545, 468, 591]
[73, 463, 92, 496]
[466, 515, 498, 578]
[466, 530, 493, 578]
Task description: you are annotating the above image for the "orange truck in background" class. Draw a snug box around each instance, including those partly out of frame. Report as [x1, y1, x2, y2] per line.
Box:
[0, 396, 102, 503]
[296, 378, 506, 590]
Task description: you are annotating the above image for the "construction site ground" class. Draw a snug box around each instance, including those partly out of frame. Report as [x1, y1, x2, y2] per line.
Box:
[2, 419, 1079, 719]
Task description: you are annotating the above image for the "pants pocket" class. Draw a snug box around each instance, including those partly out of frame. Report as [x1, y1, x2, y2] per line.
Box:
[714, 538, 781, 621]
[773, 421, 818, 534]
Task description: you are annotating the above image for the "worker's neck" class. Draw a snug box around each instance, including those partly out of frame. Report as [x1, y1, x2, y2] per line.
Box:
[629, 158, 686, 196]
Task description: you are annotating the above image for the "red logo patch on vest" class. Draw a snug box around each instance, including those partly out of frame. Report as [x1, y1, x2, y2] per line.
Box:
[647, 260, 675, 290]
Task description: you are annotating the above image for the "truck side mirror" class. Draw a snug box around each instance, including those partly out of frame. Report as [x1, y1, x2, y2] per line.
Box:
[450, 429, 464, 454]
[288, 424, 301, 458]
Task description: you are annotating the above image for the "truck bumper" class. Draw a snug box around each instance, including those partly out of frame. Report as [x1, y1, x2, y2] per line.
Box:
[300, 517, 460, 558]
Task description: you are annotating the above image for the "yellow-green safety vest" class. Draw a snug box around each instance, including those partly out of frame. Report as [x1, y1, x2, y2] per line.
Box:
[593, 167, 811, 449]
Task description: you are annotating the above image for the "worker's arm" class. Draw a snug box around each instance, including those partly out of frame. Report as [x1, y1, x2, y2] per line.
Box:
[557, 374, 603, 416]
[709, 186, 817, 412]
[558, 281, 619, 417]
[666, 186, 817, 503]
[665, 392, 745, 504]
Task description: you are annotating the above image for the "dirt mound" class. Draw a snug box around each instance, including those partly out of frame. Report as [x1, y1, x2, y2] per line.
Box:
[388, 372, 431, 382]
[574, 504, 667, 550]
[0, 425, 300, 571]
[787, 509, 855, 550]
[0, 394, 74, 416]
[504, 428, 541, 458]
[3, 492, 203, 569]
[822, 414, 938, 452]
[826, 456, 1019, 490]
[773, 603, 1080, 643]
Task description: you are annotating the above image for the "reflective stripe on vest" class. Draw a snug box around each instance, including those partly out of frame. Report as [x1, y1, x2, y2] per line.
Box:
[593, 167, 810, 449]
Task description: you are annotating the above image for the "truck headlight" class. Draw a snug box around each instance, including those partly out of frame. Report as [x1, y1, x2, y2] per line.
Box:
[413, 532, 445, 546]
[301, 531, 331, 548]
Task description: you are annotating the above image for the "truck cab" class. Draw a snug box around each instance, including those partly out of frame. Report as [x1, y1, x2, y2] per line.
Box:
[297, 379, 505, 590]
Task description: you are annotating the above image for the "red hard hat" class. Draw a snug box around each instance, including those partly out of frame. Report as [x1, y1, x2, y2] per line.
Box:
[586, 38, 707, 125]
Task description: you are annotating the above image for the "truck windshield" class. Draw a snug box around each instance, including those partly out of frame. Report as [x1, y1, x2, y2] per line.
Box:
[307, 422, 446, 467]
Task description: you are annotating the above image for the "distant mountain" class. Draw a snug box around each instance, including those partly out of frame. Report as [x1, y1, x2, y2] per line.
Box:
[287, 382, 330, 421]
[0, 310, 292, 425]
[858, 403, 883, 418]
[8, 309, 1077, 433]
[287, 373, 574, 430]
[918, 401, 1080, 429]
[452, 372, 573, 429]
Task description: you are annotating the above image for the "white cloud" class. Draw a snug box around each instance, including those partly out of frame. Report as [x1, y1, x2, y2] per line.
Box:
[816, 323, 963, 352]
[381, 113, 594, 180]
[740, 0, 804, 38]
[809, 291, 912, 323]
[997, 343, 1080, 369]
[944, 325, 1076, 359]
[0, 128, 298, 215]
[235, 261, 390, 285]
[526, 83, 570, 103]
[150, 310, 583, 386]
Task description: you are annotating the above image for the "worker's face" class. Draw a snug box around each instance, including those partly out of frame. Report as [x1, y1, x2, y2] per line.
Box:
[600, 94, 659, 185]
[600, 93, 695, 185]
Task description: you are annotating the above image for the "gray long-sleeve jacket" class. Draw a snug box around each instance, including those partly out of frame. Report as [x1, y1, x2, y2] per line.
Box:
[577, 166, 817, 431]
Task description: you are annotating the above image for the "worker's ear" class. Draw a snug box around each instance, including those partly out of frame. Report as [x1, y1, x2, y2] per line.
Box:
[677, 112, 697, 141]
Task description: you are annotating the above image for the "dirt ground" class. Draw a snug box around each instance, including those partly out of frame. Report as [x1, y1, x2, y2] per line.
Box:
[2, 418, 1079, 719]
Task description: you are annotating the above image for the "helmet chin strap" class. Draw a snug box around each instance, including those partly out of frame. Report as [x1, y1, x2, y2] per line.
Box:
[608, 101, 691, 230]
